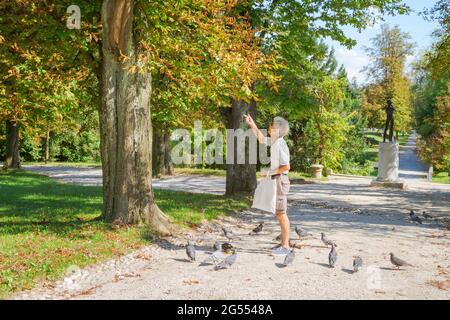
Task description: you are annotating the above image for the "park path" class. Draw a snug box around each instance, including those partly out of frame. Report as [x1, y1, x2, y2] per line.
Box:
[14, 164, 450, 300]
[398, 131, 429, 182]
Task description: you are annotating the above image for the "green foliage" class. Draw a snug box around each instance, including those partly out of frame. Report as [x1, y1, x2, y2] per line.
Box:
[412, 10, 450, 173]
[362, 24, 414, 134]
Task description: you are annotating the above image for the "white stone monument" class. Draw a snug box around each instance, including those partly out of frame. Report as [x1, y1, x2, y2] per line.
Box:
[377, 142, 399, 181]
[370, 142, 406, 189]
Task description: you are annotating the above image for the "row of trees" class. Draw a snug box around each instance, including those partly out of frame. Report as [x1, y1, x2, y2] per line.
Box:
[2, 0, 432, 233]
[413, 0, 449, 174]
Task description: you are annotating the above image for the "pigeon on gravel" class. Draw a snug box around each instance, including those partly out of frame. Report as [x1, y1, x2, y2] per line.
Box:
[328, 244, 337, 268]
[186, 241, 196, 262]
[203, 250, 222, 264]
[321, 232, 337, 247]
[213, 241, 221, 251]
[389, 253, 413, 269]
[249, 223, 264, 235]
[221, 242, 234, 254]
[222, 227, 234, 241]
[353, 256, 363, 273]
[422, 211, 433, 220]
[409, 210, 423, 224]
[283, 249, 295, 267]
[214, 249, 237, 270]
[295, 226, 310, 238]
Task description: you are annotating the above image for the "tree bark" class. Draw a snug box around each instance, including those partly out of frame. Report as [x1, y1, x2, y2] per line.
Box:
[224, 99, 257, 196]
[100, 0, 172, 234]
[44, 129, 50, 164]
[3, 120, 20, 169]
[152, 127, 173, 178]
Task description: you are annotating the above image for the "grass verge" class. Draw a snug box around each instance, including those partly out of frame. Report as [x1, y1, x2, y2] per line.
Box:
[0, 170, 249, 298]
[432, 172, 450, 184]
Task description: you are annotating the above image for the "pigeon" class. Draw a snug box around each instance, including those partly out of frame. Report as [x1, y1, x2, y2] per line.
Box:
[221, 242, 234, 254]
[389, 253, 413, 269]
[213, 241, 221, 251]
[328, 244, 337, 268]
[283, 249, 295, 267]
[295, 226, 310, 238]
[186, 240, 196, 262]
[422, 211, 433, 219]
[321, 232, 337, 247]
[409, 210, 423, 224]
[353, 256, 363, 273]
[222, 227, 234, 240]
[214, 249, 237, 270]
[249, 223, 264, 235]
[202, 250, 223, 264]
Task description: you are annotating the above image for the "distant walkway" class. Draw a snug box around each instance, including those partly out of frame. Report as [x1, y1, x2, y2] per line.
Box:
[398, 132, 429, 182]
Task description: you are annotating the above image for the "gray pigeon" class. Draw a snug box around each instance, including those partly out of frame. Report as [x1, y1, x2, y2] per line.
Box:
[222, 227, 234, 240]
[215, 250, 237, 270]
[213, 241, 221, 251]
[422, 211, 433, 219]
[295, 226, 310, 238]
[409, 210, 422, 224]
[186, 240, 196, 262]
[353, 256, 363, 273]
[321, 232, 337, 247]
[202, 250, 222, 264]
[328, 244, 337, 268]
[283, 249, 295, 267]
[389, 253, 413, 269]
[249, 223, 264, 235]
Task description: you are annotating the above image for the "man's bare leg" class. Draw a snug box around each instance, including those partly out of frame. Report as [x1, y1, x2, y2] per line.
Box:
[276, 211, 290, 248]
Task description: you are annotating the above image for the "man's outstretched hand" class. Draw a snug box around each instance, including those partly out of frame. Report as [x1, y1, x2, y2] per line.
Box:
[244, 114, 256, 128]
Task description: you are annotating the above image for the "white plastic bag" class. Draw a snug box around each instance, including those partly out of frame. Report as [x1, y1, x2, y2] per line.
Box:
[251, 175, 276, 213]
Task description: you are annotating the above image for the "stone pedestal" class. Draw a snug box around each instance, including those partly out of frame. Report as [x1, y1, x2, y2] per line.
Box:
[311, 164, 324, 179]
[377, 142, 399, 181]
[370, 142, 406, 189]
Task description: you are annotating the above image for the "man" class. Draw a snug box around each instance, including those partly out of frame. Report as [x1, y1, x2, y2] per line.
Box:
[244, 114, 291, 256]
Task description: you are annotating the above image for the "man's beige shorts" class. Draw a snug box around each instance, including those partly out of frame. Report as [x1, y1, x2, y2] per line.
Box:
[273, 174, 290, 214]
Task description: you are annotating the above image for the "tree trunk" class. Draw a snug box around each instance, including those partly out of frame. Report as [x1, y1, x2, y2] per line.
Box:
[224, 99, 257, 196]
[152, 127, 173, 178]
[44, 129, 50, 164]
[100, 0, 171, 234]
[3, 120, 20, 169]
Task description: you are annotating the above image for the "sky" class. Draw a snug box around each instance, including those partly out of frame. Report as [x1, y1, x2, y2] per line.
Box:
[324, 0, 440, 85]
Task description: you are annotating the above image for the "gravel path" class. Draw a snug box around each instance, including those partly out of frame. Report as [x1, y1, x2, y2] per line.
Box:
[398, 132, 429, 182]
[13, 166, 450, 299]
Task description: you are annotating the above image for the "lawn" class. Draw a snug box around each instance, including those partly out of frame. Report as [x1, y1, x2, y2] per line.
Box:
[0, 170, 250, 299]
[433, 172, 450, 184]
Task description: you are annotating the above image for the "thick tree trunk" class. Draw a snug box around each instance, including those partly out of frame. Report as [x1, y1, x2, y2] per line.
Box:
[3, 120, 20, 169]
[224, 99, 257, 196]
[152, 127, 173, 178]
[100, 0, 171, 234]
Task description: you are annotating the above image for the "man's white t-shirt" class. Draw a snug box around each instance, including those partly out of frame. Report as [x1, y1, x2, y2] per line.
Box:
[268, 137, 290, 174]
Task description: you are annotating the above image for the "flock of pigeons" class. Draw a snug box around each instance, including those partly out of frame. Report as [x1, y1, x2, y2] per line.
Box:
[185, 210, 427, 271]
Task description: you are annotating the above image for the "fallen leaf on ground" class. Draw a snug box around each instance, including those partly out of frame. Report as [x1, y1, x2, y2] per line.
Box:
[427, 280, 450, 291]
[183, 279, 199, 285]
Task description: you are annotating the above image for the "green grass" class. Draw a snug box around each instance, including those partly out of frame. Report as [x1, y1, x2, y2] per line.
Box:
[0, 170, 249, 299]
[173, 167, 226, 176]
[22, 161, 101, 168]
[432, 172, 450, 184]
